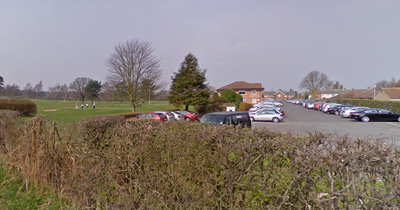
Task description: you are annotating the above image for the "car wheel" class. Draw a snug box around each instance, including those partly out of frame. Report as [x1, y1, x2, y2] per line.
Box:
[272, 117, 279, 123]
[250, 117, 255, 122]
[361, 116, 370, 122]
[185, 118, 191, 121]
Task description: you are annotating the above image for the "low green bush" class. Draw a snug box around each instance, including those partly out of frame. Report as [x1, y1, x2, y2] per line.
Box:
[0, 99, 37, 116]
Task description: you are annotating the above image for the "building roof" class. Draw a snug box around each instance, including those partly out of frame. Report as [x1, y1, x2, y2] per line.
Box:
[382, 88, 400, 99]
[217, 81, 264, 92]
[332, 89, 374, 99]
[318, 89, 346, 94]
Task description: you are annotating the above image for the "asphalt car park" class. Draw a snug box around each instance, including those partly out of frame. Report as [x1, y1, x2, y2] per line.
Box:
[251, 102, 400, 142]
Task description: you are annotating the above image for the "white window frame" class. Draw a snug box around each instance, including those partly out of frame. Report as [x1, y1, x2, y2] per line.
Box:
[252, 90, 257, 95]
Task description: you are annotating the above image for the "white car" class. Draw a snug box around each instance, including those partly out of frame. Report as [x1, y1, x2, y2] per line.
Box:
[250, 109, 284, 123]
[307, 103, 315, 109]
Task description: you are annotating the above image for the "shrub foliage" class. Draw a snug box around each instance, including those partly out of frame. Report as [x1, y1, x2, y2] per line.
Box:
[0, 98, 37, 116]
[1, 111, 400, 209]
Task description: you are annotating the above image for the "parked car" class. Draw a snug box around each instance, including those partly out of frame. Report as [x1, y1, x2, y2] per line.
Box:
[341, 107, 369, 118]
[322, 103, 341, 113]
[249, 109, 284, 123]
[170, 111, 185, 121]
[313, 102, 325, 110]
[332, 105, 354, 115]
[326, 105, 342, 114]
[349, 108, 400, 122]
[200, 111, 251, 128]
[249, 107, 284, 116]
[273, 101, 283, 106]
[128, 112, 167, 122]
[154, 111, 176, 121]
[176, 110, 199, 121]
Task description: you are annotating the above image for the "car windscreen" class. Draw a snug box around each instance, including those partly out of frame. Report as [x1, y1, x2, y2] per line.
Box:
[200, 114, 226, 124]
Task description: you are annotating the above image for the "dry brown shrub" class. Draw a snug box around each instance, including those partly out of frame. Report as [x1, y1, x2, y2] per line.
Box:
[0, 115, 400, 209]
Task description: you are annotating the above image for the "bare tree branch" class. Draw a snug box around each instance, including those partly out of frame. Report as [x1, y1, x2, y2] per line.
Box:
[106, 39, 162, 112]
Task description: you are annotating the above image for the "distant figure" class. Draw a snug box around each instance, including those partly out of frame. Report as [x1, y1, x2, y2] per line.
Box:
[93, 102, 96, 109]
[86, 104, 89, 109]
[75, 103, 78, 109]
[81, 104, 83, 109]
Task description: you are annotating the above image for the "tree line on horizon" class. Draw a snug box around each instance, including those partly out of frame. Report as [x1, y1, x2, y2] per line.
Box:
[2, 39, 400, 110]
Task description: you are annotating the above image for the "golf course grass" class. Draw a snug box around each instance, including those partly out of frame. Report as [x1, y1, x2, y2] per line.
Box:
[30, 100, 182, 124]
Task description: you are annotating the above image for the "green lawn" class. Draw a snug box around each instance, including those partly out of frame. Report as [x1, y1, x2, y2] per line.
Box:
[29, 100, 183, 124]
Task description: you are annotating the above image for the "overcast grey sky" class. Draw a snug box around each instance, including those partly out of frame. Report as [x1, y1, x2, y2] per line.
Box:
[2, 0, 400, 92]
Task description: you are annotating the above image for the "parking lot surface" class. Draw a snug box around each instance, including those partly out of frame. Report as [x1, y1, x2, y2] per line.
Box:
[252, 103, 400, 142]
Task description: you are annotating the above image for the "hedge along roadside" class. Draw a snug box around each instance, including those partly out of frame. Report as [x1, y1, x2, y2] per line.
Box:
[0, 111, 399, 209]
[327, 98, 400, 112]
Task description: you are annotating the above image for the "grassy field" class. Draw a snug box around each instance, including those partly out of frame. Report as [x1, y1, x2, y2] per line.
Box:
[30, 100, 183, 124]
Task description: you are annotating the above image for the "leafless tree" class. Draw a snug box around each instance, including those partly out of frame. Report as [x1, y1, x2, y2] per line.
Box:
[5, 84, 20, 98]
[299, 71, 332, 99]
[100, 81, 117, 101]
[69, 77, 90, 103]
[106, 39, 163, 112]
[299, 71, 333, 91]
[374, 80, 391, 90]
[60, 84, 69, 102]
[332, 81, 344, 90]
[23, 82, 34, 98]
[47, 83, 62, 102]
[33, 81, 43, 100]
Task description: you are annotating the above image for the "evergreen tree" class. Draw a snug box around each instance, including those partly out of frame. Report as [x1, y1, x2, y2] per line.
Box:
[84, 80, 102, 103]
[169, 53, 209, 110]
[220, 89, 237, 103]
[0, 76, 3, 89]
[212, 92, 219, 99]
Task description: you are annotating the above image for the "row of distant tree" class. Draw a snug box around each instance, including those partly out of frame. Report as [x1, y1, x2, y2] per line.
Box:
[298, 71, 400, 98]
[4, 38, 399, 111]
[0, 39, 211, 112]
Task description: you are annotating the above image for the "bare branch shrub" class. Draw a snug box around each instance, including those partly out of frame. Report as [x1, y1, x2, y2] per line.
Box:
[0, 114, 400, 209]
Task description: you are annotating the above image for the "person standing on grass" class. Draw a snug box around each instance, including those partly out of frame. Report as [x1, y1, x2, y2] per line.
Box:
[75, 103, 78, 109]
[81, 104, 83, 109]
[93, 102, 96, 109]
[86, 103, 89, 109]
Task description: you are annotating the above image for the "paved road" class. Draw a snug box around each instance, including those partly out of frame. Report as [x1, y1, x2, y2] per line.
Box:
[252, 103, 400, 142]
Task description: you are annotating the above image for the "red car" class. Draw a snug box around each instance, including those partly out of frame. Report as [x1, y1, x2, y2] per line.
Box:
[128, 112, 167, 122]
[176, 110, 199, 121]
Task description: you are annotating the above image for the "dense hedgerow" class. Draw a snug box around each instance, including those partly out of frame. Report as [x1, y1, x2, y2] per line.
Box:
[328, 98, 400, 113]
[0, 98, 37, 116]
[0, 111, 400, 209]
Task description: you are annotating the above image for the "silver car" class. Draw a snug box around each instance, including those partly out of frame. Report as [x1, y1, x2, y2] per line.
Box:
[250, 109, 283, 123]
[341, 107, 369, 118]
[154, 111, 177, 121]
[170, 111, 185, 121]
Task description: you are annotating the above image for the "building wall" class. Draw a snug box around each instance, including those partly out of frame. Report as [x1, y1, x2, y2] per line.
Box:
[375, 92, 391, 101]
[218, 90, 263, 104]
[274, 91, 286, 100]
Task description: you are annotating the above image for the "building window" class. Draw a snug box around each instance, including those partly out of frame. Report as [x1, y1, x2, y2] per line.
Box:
[252, 90, 257, 95]
[243, 98, 246, 101]
[238, 90, 246, 95]
[277, 94, 281, 97]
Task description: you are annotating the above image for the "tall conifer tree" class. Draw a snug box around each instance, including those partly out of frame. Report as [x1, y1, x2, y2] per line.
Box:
[169, 53, 209, 110]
